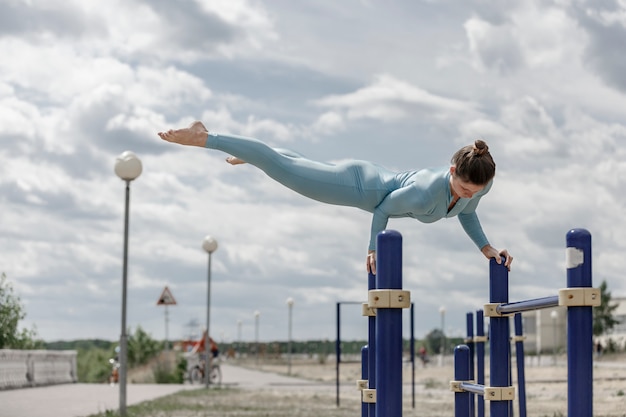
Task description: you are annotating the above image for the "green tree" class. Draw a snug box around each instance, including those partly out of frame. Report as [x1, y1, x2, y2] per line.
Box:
[425, 328, 445, 354]
[0, 272, 43, 349]
[127, 325, 160, 367]
[77, 347, 114, 382]
[593, 280, 620, 337]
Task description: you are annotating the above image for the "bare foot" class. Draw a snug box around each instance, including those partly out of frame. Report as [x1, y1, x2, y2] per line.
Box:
[225, 156, 247, 165]
[158, 121, 208, 147]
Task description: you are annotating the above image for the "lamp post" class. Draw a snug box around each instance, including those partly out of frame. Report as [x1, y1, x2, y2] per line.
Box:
[254, 310, 260, 366]
[551, 310, 558, 365]
[202, 235, 218, 388]
[114, 151, 142, 417]
[439, 306, 446, 367]
[237, 319, 242, 357]
[286, 297, 294, 375]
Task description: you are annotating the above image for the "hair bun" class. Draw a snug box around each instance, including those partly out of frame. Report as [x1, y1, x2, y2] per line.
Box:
[473, 139, 489, 156]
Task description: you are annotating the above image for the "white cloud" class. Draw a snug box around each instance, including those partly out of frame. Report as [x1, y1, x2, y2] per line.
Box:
[465, 1, 586, 74]
[314, 74, 477, 124]
[3, 0, 626, 344]
[312, 111, 345, 135]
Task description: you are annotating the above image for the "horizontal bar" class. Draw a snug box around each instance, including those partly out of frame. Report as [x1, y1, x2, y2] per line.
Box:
[460, 382, 485, 396]
[497, 295, 559, 315]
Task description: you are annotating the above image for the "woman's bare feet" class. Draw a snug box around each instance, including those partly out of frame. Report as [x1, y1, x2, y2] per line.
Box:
[158, 121, 209, 147]
[225, 156, 247, 165]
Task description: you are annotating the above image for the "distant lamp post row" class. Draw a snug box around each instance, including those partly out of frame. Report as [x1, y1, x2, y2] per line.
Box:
[114, 151, 142, 417]
[113, 153, 297, 395]
[114, 151, 227, 396]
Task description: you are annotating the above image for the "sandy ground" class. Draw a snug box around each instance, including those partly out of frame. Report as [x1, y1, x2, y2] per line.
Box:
[117, 352, 626, 416]
[230, 354, 626, 417]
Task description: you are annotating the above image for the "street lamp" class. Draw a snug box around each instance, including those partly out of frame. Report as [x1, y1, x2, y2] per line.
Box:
[202, 235, 218, 388]
[237, 319, 242, 357]
[286, 297, 294, 375]
[114, 151, 142, 417]
[439, 306, 446, 367]
[254, 310, 260, 366]
[551, 310, 558, 365]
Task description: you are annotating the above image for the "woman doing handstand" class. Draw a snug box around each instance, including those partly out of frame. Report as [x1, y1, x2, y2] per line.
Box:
[158, 121, 513, 273]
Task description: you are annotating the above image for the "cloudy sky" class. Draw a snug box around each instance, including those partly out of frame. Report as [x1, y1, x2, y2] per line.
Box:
[2, 0, 625, 345]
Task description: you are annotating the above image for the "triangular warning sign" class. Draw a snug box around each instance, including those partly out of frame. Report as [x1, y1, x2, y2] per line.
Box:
[157, 286, 177, 305]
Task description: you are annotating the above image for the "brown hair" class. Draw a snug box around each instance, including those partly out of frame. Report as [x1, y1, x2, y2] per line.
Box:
[450, 139, 495, 185]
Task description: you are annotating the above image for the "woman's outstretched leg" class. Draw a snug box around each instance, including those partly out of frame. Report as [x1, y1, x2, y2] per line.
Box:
[158, 121, 396, 210]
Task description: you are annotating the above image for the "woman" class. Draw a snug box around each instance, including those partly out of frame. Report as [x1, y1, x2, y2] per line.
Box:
[158, 121, 513, 273]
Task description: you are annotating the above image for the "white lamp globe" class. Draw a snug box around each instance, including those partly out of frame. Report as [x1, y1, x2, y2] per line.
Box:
[114, 151, 142, 181]
[202, 236, 218, 253]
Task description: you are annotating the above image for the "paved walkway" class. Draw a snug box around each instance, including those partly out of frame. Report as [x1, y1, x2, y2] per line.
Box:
[0, 364, 336, 417]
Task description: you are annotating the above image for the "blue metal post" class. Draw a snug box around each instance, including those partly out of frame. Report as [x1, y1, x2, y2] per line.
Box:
[410, 303, 416, 409]
[476, 310, 485, 417]
[454, 345, 471, 417]
[368, 272, 377, 417]
[335, 302, 341, 407]
[375, 230, 403, 417]
[361, 346, 369, 417]
[566, 229, 593, 417]
[514, 313, 527, 417]
[466, 313, 475, 417]
[489, 257, 511, 417]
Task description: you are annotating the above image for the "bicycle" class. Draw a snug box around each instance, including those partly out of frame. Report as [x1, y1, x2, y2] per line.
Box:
[189, 357, 222, 385]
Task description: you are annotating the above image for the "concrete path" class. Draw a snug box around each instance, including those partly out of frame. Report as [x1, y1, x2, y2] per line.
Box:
[0, 364, 337, 417]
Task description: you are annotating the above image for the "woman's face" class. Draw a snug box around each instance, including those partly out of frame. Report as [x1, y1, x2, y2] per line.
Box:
[449, 167, 485, 198]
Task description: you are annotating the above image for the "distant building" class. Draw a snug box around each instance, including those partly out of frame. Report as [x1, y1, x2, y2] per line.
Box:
[520, 306, 566, 355]
[520, 297, 626, 354]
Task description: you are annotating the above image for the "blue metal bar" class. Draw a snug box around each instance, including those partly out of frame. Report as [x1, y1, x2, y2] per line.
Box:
[375, 230, 403, 417]
[454, 345, 471, 417]
[514, 313, 527, 417]
[476, 310, 485, 417]
[361, 346, 369, 417]
[489, 257, 511, 417]
[466, 312, 475, 417]
[368, 272, 376, 417]
[335, 302, 340, 407]
[496, 296, 559, 315]
[460, 382, 486, 396]
[566, 229, 593, 417]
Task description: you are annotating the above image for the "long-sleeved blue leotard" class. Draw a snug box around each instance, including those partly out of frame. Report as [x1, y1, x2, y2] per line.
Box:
[206, 133, 491, 251]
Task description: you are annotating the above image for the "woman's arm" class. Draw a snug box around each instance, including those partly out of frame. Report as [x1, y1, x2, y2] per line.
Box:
[457, 183, 513, 270]
[366, 186, 432, 274]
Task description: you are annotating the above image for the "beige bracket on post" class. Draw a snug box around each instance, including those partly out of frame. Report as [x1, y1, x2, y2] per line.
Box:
[361, 302, 376, 317]
[483, 303, 514, 318]
[484, 386, 516, 401]
[356, 379, 368, 390]
[558, 288, 601, 307]
[362, 388, 376, 403]
[368, 289, 411, 309]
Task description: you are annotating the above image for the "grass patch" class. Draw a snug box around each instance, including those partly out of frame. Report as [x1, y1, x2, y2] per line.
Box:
[86, 387, 360, 417]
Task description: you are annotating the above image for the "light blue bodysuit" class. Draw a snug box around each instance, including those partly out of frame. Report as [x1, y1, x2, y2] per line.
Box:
[206, 133, 491, 251]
